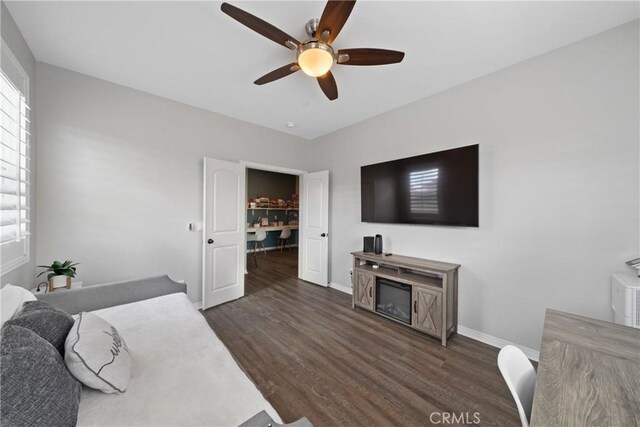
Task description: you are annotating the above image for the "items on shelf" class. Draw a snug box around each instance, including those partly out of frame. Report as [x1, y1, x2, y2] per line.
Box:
[247, 194, 299, 209]
[247, 198, 299, 229]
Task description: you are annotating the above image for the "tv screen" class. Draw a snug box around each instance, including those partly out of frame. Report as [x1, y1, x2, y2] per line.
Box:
[361, 145, 478, 227]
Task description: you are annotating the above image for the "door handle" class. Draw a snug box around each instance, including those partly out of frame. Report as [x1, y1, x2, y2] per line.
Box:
[207, 239, 214, 244]
[414, 300, 417, 313]
[369, 287, 372, 298]
[321, 233, 327, 237]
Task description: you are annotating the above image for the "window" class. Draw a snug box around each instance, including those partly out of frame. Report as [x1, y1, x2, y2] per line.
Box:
[1, 40, 30, 273]
[409, 169, 439, 216]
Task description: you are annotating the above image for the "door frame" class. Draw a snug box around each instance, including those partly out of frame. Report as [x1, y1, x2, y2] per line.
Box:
[240, 161, 307, 277]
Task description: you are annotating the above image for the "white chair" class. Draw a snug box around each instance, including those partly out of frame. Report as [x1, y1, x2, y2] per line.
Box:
[253, 229, 267, 254]
[497, 345, 537, 427]
[247, 229, 268, 268]
[277, 228, 292, 252]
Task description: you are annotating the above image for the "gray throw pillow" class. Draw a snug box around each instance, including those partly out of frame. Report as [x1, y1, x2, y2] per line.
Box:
[5, 301, 74, 355]
[1, 325, 81, 427]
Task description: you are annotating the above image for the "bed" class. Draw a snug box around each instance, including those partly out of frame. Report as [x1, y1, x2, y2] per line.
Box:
[73, 292, 280, 426]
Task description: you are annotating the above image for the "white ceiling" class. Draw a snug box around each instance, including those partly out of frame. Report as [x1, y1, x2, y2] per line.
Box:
[6, 1, 639, 139]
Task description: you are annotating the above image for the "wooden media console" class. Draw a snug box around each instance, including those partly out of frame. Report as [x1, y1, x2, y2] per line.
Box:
[351, 251, 460, 346]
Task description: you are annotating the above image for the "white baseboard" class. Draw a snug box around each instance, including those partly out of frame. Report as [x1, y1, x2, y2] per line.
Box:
[457, 325, 539, 362]
[329, 282, 353, 295]
[193, 301, 202, 310]
[245, 244, 298, 253]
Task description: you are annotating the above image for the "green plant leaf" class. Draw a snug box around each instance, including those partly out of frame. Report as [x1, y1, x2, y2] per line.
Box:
[39, 260, 77, 279]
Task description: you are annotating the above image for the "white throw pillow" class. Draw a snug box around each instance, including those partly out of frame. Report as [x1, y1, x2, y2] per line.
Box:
[64, 312, 131, 393]
[0, 284, 37, 327]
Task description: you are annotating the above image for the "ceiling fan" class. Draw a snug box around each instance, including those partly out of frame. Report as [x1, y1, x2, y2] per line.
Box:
[220, 1, 405, 101]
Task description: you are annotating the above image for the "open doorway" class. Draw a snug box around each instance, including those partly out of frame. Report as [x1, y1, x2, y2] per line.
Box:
[202, 157, 329, 310]
[245, 167, 300, 274]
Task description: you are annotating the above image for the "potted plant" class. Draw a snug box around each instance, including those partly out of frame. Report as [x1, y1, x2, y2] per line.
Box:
[37, 260, 79, 292]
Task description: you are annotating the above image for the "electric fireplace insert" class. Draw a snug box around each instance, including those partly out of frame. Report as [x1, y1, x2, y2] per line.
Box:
[376, 278, 412, 324]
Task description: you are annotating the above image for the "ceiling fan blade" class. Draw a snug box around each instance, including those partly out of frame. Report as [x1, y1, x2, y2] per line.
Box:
[317, 71, 338, 101]
[254, 63, 300, 85]
[317, 1, 356, 44]
[337, 48, 405, 66]
[221, 3, 300, 49]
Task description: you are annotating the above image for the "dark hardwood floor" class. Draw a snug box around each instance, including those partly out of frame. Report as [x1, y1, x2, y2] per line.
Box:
[201, 249, 520, 426]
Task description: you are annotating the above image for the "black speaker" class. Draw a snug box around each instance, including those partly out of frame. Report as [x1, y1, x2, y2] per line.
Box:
[374, 234, 383, 254]
[363, 236, 374, 253]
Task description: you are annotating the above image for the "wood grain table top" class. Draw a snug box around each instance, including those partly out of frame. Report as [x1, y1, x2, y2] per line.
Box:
[351, 251, 460, 273]
[531, 309, 640, 426]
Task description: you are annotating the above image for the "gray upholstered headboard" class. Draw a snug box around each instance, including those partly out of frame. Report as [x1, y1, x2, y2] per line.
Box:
[36, 275, 187, 315]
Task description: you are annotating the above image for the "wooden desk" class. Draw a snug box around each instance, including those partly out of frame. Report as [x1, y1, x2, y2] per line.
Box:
[246, 225, 298, 233]
[531, 309, 640, 426]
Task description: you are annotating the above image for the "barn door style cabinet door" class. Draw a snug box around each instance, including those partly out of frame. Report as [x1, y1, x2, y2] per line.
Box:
[351, 251, 459, 346]
[353, 270, 374, 311]
[413, 287, 442, 337]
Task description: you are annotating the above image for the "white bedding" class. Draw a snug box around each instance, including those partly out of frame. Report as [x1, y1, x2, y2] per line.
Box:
[76, 293, 280, 426]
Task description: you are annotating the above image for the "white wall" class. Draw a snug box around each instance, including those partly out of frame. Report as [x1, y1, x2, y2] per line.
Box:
[1, 1, 37, 288]
[35, 63, 308, 302]
[308, 21, 639, 350]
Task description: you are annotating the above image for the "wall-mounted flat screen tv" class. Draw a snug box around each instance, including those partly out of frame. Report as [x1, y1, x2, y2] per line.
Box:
[361, 144, 478, 227]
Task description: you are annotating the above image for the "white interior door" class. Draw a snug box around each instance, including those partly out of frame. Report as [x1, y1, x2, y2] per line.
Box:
[202, 158, 245, 309]
[299, 170, 329, 286]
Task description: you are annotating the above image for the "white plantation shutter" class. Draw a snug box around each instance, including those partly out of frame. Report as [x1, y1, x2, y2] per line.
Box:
[1, 41, 30, 273]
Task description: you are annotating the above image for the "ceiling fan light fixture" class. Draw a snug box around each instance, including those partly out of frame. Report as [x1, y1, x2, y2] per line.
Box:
[221, 2, 405, 101]
[297, 42, 334, 77]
